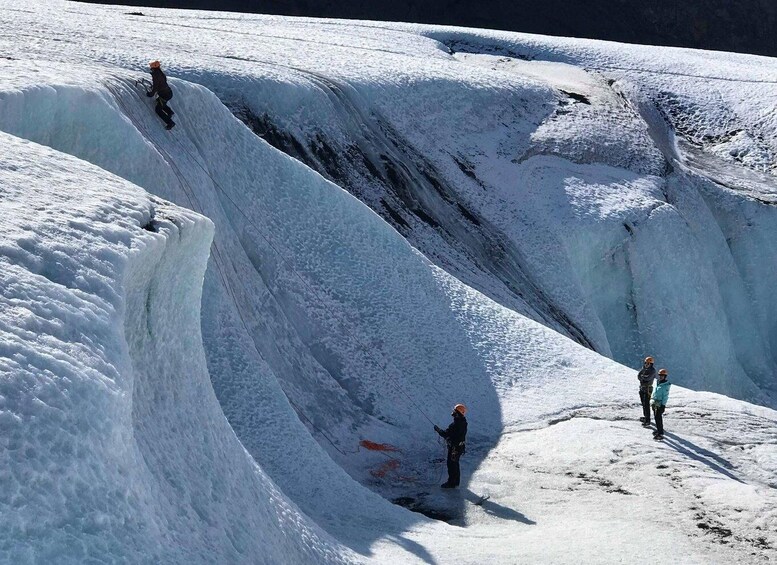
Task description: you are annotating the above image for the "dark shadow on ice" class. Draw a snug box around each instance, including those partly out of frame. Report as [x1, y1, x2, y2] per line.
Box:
[463, 490, 536, 525]
[233, 79, 594, 350]
[386, 534, 439, 565]
[663, 433, 744, 483]
[392, 495, 458, 523]
[390, 486, 536, 529]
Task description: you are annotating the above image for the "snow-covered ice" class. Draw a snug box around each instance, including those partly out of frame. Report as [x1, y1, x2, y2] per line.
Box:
[0, 0, 776, 562]
[0, 133, 357, 562]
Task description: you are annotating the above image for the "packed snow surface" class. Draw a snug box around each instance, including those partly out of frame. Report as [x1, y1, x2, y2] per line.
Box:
[0, 0, 776, 563]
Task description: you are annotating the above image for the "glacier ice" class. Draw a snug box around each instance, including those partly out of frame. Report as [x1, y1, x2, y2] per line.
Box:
[1, 1, 777, 562]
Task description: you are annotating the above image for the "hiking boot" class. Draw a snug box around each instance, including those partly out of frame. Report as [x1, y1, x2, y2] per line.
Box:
[642, 422, 652, 427]
[441, 482, 456, 489]
[165, 121, 175, 130]
[653, 435, 664, 441]
[639, 417, 647, 423]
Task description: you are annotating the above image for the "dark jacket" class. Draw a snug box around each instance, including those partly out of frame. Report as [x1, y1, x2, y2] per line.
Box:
[638, 365, 656, 388]
[437, 415, 467, 449]
[149, 68, 173, 99]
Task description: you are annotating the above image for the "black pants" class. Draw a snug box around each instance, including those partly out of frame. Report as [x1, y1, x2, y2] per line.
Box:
[446, 448, 461, 486]
[639, 386, 653, 422]
[653, 405, 665, 435]
[155, 92, 174, 126]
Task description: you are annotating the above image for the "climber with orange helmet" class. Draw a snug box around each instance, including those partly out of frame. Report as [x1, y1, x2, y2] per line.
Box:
[434, 404, 468, 488]
[637, 356, 657, 427]
[146, 60, 175, 130]
[651, 369, 671, 440]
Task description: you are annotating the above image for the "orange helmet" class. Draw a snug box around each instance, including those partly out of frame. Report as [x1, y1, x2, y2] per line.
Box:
[453, 404, 467, 416]
[149, 60, 161, 69]
[658, 369, 668, 376]
[644, 356, 654, 364]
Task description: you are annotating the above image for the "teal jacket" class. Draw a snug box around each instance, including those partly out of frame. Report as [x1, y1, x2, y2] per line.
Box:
[651, 380, 671, 407]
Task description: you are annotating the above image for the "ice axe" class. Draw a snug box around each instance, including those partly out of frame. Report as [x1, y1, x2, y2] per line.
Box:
[134, 78, 151, 95]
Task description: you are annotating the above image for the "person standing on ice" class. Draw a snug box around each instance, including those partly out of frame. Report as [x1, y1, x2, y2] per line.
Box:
[651, 369, 671, 440]
[146, 60, 175, 130]
[434, 404, 468, 489]
[637, 356, 657, 427]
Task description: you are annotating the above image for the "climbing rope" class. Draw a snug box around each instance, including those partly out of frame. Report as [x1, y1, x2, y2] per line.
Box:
[117, 76, 444, 424]
[435, 436, 448, 486]
[179, 135, 442, 424]
[293, 398, 445, 486]
[105, 75, 453, 488]
[105, 78, 247, 340]
[108, 78, 374, 462]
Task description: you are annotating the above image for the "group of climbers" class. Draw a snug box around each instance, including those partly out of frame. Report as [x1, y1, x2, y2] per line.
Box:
[433, 355, 673, 490]
[637, 356, 671, 440]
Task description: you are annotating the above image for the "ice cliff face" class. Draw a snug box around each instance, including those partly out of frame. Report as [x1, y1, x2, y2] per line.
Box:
[225, 36, 777, 408]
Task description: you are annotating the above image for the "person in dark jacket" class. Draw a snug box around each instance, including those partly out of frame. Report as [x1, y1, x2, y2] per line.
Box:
[434, 404, 468, 488]
[637, 356, 657, 427]
[146, 60, 175, 130]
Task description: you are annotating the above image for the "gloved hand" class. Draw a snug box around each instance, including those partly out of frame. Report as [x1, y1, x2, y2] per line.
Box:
[146, 90, 153, 97]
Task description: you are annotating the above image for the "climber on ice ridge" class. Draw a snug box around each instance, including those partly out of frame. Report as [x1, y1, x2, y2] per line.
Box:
[146, 60, 175, 130]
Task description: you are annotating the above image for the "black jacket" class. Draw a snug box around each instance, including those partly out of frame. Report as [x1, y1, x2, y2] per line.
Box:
[437, 415, 467, 448]
[149, 68, 172, 99]
[638, 365, 656, 388]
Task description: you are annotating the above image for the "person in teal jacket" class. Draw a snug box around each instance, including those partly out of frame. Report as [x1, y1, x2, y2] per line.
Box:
[651, 369, 671, 440]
